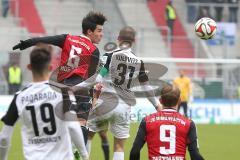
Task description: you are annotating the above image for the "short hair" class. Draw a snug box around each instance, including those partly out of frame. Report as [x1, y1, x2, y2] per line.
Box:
[30, 46, 51, 74]
[82, 11, 107, 35]
[160, 85, 180, 108]
[118, 26, 136, 42]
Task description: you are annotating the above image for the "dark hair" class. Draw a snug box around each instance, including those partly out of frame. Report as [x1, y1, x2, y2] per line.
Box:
[160, 85, 180, 108]
[30, 46, 51, 74]
[82, 11, 107, 35]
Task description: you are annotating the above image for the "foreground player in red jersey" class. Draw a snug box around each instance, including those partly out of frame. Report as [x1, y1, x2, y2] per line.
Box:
[130, 85, 204, 160]
[12, 11, 107, 142]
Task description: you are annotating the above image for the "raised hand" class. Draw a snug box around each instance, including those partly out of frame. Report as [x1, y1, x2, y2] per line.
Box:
[13, 40, 29, 50]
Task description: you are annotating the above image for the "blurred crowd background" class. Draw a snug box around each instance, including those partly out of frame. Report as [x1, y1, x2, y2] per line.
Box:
[0, 0, 240, 100]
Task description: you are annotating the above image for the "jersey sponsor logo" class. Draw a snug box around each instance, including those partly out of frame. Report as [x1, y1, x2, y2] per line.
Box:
[21, 91, 57, 104]
[115, 55, 138, 64]
[152, 156, 184, 160]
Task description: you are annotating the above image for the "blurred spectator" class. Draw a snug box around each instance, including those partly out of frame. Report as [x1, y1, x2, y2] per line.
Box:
[228, 0, 239, 23]
[198, 0, 212, 19]
[214, 0, 225, 22]
[165, 0, 176, 39]
[173, 70, 192, 118]
[186, 0, 198, 23]
[1, 0, 9, 18]
[7, 62, 22, 94]
[197, 7, 212, 20]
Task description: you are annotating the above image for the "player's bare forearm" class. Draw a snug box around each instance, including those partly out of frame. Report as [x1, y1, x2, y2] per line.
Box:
[13, 34, 67, 50]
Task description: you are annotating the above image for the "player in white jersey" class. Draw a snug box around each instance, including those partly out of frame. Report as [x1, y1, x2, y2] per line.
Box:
[72, 26, 162, 160]
[0, 46, 89, 160]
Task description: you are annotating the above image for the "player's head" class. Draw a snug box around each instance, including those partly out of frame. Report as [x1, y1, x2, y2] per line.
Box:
[118, 26, 136, 48]
[168, 0, 173, 5]
[11, 61, 18, 67]
[27, 45, 52, 79]
[160, 85, 181, 109]
[82, 11, 107, 44]
[179, 70, 185, 78]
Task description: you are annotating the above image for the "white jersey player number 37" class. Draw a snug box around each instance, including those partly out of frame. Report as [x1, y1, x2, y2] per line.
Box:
[67, 45, 82, 68]
[160, 125, 176, 154]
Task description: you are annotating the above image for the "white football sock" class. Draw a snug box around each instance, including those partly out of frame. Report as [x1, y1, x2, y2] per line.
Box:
[113, 152, 124, 160]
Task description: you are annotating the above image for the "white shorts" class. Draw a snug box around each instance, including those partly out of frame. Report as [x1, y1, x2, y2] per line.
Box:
[87, 97, 131, 139]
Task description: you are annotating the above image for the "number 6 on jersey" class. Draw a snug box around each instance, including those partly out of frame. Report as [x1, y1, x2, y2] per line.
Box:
[67, 45, 82, 68]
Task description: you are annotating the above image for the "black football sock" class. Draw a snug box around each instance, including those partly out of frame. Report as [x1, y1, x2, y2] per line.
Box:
[102, 142, 110, 160]
[81, 126, 88, 145]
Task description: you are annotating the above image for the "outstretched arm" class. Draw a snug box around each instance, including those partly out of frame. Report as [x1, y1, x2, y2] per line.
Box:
[140, 81, 161, 110]
[13, 34, 67, 50]
[72, 53, 112, 91]
[0, 95, 19, 160]
[138, 60, 161, 110]
[72, 70, 104, 92]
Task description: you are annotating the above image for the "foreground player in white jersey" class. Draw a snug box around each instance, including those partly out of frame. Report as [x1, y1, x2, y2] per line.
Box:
[0, 46, 88, 160]
[73, 26, 161, 160]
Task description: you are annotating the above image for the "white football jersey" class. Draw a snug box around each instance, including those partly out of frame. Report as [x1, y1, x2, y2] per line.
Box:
[100, 48, 149, 106]
[1, 81, 74, 160]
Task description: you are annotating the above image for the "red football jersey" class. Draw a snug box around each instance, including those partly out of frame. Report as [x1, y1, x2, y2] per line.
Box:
[145, 109, 191, 160]
[57, 35, 97, 82]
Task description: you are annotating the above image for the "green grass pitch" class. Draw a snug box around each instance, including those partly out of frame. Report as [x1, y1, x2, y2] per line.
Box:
[0, 123, 239, 160]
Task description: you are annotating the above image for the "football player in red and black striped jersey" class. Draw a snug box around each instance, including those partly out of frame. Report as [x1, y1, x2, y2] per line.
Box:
[13, 11, 107, 145]
[130, 85, 204, 160]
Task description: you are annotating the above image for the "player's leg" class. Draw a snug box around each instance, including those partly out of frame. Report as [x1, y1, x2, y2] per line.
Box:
[86, 130, 96, 154]
[177, 102, 182, 112]
[182, 101, 188, 117]
[81, 125, 88, 144]
[87, 113, 110, 156]
[113, 137, 126, 160]
[63, 75, 92, 144]
[99, 130, 110, 160]
[62, 75, 91, 160]
[110, 101, 131, 160]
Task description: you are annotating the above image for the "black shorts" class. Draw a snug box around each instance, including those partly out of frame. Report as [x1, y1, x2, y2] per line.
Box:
[63, 74, 92, 120]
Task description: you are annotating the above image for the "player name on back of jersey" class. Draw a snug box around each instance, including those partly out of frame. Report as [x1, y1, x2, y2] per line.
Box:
[149, 115, 186, 126]
[116, 55, 138, 64]
[28, 136, 61, 145]
[68, 37, 90, 51]
[152, 155, 184, 160]
[21, 91, 57, 104]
